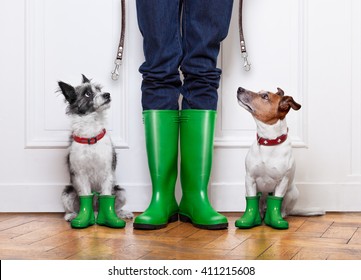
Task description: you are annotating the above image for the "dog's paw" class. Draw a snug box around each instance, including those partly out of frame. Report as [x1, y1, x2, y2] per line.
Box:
[64, 212, 77, 221]
[117, 209, 134, 219]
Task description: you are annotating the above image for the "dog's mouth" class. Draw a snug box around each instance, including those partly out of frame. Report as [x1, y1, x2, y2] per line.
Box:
[237, 95, 254, 113]
[95, 98, 111, 111]
[100, 92, 111, 106]
[237, 87, 255, 113]
[101, 100, 111, 109]
[101, 94, 111, 106]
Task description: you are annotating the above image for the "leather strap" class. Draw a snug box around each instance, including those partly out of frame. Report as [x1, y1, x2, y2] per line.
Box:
[111, 0, 126, 80]
[73, 129, 107, 145]
[257, 129, 288, 146]
[239, 0, 251, 71]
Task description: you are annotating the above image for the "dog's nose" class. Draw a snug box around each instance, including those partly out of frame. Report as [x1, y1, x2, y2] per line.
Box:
[103, 92, 111, 100]
[238, 87, 246, 93]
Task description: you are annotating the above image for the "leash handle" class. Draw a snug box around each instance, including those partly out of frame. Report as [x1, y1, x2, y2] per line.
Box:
[111, 0, 126, 80]
[239, 0, 251, 71]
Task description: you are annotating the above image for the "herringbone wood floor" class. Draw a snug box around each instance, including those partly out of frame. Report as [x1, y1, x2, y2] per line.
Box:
[1, 212, 361, 260]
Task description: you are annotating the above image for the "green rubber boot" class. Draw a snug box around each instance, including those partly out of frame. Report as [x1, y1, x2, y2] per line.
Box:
[179, 110, 228, 230]
[96, 195, 126, 228]
[71, 195, 95, 229]
[264, 195, 289, 229]
[235, 194, 262, 229]
[133, 110, 179, 230]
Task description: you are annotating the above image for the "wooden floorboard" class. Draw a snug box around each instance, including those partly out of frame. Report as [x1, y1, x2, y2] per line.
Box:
[1, 212, 361, 260]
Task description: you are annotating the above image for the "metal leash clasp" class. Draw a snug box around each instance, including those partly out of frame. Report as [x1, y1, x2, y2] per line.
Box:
[242, 52, 251, 72]
[111, 59, 122, 81]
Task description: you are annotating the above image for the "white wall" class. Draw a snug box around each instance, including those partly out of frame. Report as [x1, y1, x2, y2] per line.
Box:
[0, 0, 360, 213]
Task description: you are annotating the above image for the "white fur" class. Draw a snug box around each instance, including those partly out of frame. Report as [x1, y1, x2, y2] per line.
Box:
[245, 118, 300, 216]
[69, 112, 115, 196]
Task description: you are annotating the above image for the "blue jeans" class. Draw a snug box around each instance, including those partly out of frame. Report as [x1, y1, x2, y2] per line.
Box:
[136, 0, 234, 110]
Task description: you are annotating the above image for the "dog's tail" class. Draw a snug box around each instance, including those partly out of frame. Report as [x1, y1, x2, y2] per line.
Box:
[288, 207, 325, 216]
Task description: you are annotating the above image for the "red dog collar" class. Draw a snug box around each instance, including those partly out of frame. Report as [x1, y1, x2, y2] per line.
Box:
[257, 129, 288, 146]
[73, 129, 106, 145]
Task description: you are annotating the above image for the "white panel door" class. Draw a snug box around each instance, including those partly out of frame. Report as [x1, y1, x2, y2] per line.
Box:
[0, 0, 360, 212]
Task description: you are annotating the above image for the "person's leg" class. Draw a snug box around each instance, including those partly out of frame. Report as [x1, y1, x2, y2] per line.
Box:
[180, 0, 233, 110]
[179, 110, 228, 229]
[133, 110, 179, 230]
[178, 1, 233, 229]
[135, 1, 182, 229]
[136, 0, 183, 110]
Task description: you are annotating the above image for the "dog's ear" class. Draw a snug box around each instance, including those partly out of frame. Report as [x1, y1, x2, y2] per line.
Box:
[58, 81, 77, 104]
[276, 87, 285, 97]
[81, 74, 90, 84]
[279, 96, 301, 112]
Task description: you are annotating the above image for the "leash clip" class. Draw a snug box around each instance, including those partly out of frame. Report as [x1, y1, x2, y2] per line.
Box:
[242, 52, 251, 72]
[111, 59, 122, 81]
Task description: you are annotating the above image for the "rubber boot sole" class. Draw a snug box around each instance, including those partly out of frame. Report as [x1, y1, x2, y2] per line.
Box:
[71, 219, 95, 229]
[179, 214, 228, 230]
[133, 213, 179, 230]
[235, 221, 262, 229]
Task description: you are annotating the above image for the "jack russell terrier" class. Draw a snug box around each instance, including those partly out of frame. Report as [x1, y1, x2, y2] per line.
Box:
[235, 87, 324, 229]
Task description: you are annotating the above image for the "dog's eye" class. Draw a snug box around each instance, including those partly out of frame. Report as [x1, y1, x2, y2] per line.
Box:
[261, 93, 269, 100]
[84, 92, 92, 98]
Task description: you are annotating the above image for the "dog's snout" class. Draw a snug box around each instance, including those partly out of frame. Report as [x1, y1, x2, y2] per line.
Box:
[238, 87, 246, 94]
[103, 92, 111, 100]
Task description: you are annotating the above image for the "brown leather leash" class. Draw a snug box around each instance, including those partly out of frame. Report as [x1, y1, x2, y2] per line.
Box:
[111, 0, 126, 80]
[239, 0, 251, 71]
